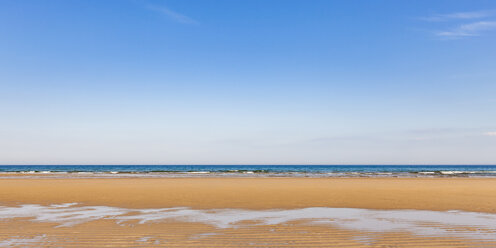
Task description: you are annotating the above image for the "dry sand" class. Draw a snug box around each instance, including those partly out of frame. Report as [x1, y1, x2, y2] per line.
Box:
[1, 177, 496, 247]
[1, 177, 496, 212]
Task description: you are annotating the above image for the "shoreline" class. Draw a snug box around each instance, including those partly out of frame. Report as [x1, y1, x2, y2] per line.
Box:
[2, 171, 496, 179]
[2, 165, 496, 178]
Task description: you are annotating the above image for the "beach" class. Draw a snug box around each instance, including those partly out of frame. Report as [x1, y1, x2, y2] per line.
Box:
[2, 177, 496, 247]
[2, 177, 496, 211]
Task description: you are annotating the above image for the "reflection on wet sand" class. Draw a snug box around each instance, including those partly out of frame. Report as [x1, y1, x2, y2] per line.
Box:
[1, 203, 496, 247]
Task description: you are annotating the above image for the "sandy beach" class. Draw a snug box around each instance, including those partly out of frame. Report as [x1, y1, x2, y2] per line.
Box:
[1, 177, 496, 212]
[2, 177, 496, 247]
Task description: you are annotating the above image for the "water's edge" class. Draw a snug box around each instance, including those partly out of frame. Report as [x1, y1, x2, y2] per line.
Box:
[1, 165, 496, 178]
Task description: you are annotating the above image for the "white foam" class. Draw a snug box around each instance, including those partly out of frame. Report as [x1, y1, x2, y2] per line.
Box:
[440, 171, 464, 175]
[1, 204, 496, 241]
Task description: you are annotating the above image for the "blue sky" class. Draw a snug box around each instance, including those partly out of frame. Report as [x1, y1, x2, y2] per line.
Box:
[1, 0, 495, 164]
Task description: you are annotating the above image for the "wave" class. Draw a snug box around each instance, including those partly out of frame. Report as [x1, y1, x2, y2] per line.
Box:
[3, 170, 496, 178]
[2, 165, 496, 178]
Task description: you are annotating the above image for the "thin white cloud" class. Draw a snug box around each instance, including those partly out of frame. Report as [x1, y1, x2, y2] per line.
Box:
[147, 5, 198, 24]
[420, 10, 493, 22]
[418, 10, 496, 39]
[484, 132, 496, 136]
[436, 21, 496, 38]
[405, 127, 496, 140]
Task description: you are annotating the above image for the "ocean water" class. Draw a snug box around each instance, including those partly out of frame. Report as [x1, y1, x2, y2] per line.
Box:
[1, 165, 496, 177]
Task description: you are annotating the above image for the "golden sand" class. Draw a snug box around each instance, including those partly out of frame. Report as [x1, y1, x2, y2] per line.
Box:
[1, 177, 496, 212]
[2, 177, 496, 247]
[2, 218, 495, 247]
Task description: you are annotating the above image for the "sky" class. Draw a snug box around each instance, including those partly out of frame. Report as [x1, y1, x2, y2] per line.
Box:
[0, 0, 495, 165]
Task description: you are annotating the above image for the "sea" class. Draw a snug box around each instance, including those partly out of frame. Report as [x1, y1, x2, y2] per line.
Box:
[1, 165, 496, 178]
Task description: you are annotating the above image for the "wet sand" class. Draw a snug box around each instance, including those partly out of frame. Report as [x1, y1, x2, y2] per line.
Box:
[1, 177, 496, 247]
[2, 217, 496, 247]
